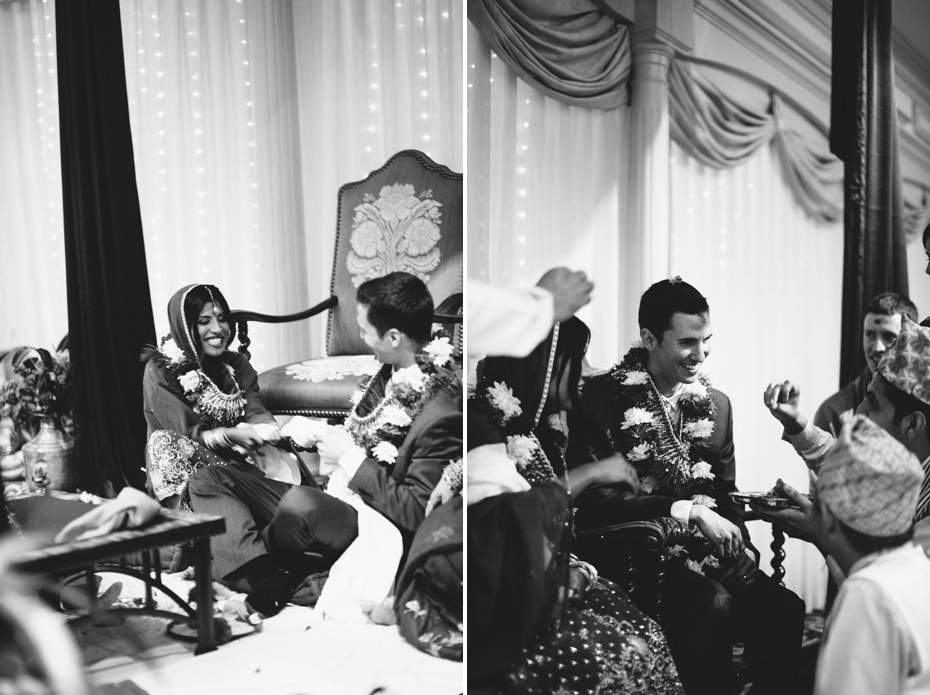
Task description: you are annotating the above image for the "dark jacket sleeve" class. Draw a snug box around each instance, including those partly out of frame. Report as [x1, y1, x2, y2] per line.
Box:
[142, 360, 210, 445]
[565, 379, 614, 466]
[350, 395, 462, 538]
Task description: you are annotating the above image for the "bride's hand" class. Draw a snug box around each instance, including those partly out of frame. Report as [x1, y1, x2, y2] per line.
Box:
[592, 454, 641, 494]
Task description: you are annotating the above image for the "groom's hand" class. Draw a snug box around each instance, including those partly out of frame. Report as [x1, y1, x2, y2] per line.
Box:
[691, 505, 744, 557]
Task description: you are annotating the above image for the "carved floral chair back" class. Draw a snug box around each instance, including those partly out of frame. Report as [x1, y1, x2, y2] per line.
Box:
[238, 150, 462, 419]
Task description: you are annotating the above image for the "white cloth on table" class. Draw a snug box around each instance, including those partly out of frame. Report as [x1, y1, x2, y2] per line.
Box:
[55, 487, 160, 543]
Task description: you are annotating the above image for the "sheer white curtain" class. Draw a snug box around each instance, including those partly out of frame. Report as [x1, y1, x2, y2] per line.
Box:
[120, 0, 462, 373]
[2, 0, 461, 374]
[669, 140, 844, 608]
[292, 0, 463, 362]
[0, 0, 66, 351]
[467, 22, 630, 368]
[118, 0, 309, 373]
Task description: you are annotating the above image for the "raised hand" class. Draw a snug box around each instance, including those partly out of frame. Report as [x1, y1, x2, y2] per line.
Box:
[763, 380, 806, 434]
[536, 267, 594, 322]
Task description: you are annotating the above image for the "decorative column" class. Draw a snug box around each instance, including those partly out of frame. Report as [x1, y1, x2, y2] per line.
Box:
[620, 1, 692, 340]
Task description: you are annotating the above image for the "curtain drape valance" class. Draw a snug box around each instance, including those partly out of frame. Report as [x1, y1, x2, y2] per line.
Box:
[467, 0, 630, 109]
[669, 59, 844, 224]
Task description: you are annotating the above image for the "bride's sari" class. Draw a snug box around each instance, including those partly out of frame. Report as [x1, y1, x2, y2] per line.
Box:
[468, 317, 684, 694]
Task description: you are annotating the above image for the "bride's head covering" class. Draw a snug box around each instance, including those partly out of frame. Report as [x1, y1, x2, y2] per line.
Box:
[166, 284, 233, 363]
[481, 316, 590, 426]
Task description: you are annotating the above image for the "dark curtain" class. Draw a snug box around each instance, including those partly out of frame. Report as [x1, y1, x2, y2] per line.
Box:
[831, 0, 908, 387]
[57, 0, 156, 496]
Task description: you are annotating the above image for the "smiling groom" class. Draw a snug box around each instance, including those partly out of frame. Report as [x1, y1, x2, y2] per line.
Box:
[566, 277, 804, 695]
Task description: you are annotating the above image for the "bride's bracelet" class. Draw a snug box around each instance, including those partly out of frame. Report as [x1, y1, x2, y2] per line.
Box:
[568, 555, 599, 589]
[439, 459, 463, 495]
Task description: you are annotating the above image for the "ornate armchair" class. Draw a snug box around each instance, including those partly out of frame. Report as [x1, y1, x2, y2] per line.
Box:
[574, 513, 790, 628]
[572, 517, 691, 625]
[230, 150, 462, 419]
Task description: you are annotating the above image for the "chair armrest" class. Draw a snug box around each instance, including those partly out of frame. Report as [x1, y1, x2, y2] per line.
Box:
[229, 296, 338, 360]
[573, 517, 690, 625]
[229, 295, 338, 326]
[433, 292, 463, 325]
[574, 517, 691, 553]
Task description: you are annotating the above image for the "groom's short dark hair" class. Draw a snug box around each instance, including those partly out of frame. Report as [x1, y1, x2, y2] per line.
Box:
[638, 278, 709, 342]
[357, 272, 434, 344]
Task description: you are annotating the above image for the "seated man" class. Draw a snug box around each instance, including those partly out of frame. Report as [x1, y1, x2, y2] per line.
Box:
[810, 414, 930, 694]
[188, 272, 462, 617]
[814, 292, 917, 437]
[567, 277, 805, 695]
[760, 314, 930, 549]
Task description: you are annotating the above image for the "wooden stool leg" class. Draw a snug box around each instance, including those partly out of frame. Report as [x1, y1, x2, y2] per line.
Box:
[192, 537, 216, 655]
[141, 550, 154, 609]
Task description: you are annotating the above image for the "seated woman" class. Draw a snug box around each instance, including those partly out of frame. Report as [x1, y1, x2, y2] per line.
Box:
[468, 317, 684, 695]
[141, 283, 300, 514]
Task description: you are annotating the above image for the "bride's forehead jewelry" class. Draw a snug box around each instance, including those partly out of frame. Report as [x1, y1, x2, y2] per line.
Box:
[205, 286, 222, 316]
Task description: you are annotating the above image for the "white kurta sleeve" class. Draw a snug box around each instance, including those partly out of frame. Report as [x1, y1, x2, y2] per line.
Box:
[468, 281, 554, 358]
[784, 420, 836, 474]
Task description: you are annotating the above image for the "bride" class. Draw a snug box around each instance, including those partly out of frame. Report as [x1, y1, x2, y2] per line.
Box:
[468, 316, 684, 694]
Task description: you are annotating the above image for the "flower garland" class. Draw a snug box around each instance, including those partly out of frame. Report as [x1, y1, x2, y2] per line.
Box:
[144, 337, 245, 429]
[468, 379, 556, 486]
[608, 347, 717, 506]
[608, 346, 728, 575]
[345, 336, 458, 468]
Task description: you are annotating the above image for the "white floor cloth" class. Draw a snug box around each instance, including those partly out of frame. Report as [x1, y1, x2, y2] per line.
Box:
[78, 571, 462, 695]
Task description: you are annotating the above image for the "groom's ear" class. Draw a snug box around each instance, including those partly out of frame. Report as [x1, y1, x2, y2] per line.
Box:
[641, 328, 658, 351]
[386, 328, 403, 347]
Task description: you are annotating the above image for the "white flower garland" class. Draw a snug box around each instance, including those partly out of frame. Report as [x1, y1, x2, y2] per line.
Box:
[345, 337, 454, 466]
[155, 337, 245, 429]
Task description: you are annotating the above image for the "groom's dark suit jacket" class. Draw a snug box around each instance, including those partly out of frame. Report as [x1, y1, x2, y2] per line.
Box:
[566, 372, 747, 539]
[349, 368, 462, 541]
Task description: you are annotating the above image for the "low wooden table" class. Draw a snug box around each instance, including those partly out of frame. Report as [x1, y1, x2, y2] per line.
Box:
[6, 491, 226, 655]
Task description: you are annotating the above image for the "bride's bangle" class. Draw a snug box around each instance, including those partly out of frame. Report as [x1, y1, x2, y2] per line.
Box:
[569, 557, 599, 589]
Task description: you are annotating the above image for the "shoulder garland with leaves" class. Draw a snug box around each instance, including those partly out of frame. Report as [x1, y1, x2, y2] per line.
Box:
[345, 338, 460, 470]
[468, 378, 557, 486]
[141, 339, 246, 430]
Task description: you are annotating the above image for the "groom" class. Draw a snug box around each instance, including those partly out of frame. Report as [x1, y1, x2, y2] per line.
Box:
[567, 277, 804, 695]
[188, 272, 462, 617]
